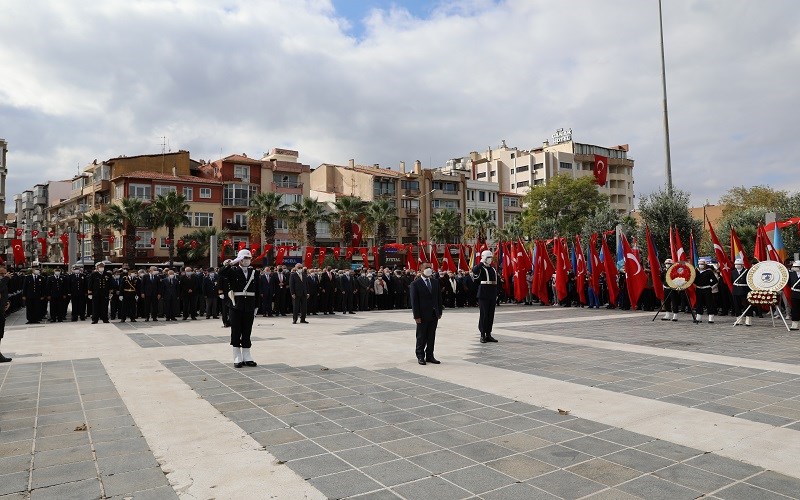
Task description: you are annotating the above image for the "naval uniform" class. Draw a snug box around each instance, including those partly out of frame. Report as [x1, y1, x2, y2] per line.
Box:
[694, 267, 718, 319]
[89, 269, 112, 323]
[22, 273, 47, 323]
[119, 275, 140, 322]
[731, 267, 751, 317]
[471, 263, 498, 342]
[223, 265, 260, 350]
[788, 270, 800, 324]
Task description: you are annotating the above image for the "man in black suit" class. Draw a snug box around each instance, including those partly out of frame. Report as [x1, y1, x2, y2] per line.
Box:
[22, 265, 47, 324]
[270, 265, 289, 316]
[67, 265, 88, 321]
[203, 270, 220, 319]
[319, 266, 337, 314]
[258, 266, 273, 317]
[46, 266, 68, 322]
[338, 270, 356, 314]
[0, 266, 11, 363]
[159, 270, 180, 321]
[179, 266, 198, 320]
[289, 264, 310, 324]
[88, 262, 112, 324]
[409, 263, 443, 365]
[141, 266, 161, 322]
[307, 269, 320, 315]
[110, 269, 122, 320]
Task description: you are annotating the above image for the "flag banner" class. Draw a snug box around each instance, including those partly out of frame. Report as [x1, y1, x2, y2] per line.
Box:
[513, 241, 531, 302]
[317, 247, 326, 267]
[754, 225, 767, 262]
[333, 246, 341, 260]
[351, 223, 362, 247]
[554, 238, 569, 302]
[304, 246, 314, 268]
[589, 233, 601, 300]
[372, 246, 379, 270]
[440, 244, 453, 273]
[674, 227, 686, 262]
[690, 231, 699, 266]
[276, 246, 287, 265]
[345, 247, 354, 261]
[11, 238, 24, 265]
[359, 247, 369, 267]
[593, 155, 608, 186]
[601, 234, 619, 306]
[773, 225, 787, 263]
[707, 222, 733, 293]
[406, 244, 418, 271]
[730, 228, 751, 267]
[574, 235, 587, 305]
[621, 234, 647, 310]
[430, 243, 439, 271]
[37, 237, 47, 259]
[646, 226, 665, 301]
[458, 245, 469, 271]
[669, 225, 678, 262]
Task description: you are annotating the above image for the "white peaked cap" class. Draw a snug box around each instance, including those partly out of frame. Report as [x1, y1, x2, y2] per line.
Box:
[232, 249, 252, 264]
[481, 250, 493, 259]
[793, 261, 800, 267]
[698, 258, 707, 264]
[734, 258, 743, 265]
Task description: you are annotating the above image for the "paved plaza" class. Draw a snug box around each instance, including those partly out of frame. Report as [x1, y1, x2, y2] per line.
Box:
[2, 305, 800, 499]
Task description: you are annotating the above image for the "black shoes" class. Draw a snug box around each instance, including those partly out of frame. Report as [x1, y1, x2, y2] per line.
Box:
[418, 359, 426, 365]
[244, 361, 257, 367]
[234, 362, 245, 368]
[0, 354, 11, 363]
[300, 320, 309, 324]
[485, 336, 498, 343]
[426, 358, 441, 364]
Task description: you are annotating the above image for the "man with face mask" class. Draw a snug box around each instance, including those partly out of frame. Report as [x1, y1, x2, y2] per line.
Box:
[88, 262, 112, 324]
[141, 266, 161, 322]
[119, 268, 141, 323]
[222, 249, 260, 368]
[0, 266, 12, 362]
[289, 264, 310, 324]
[694, 259, 718, 324]
[159, 269, 180, 321]
[22, 264, 46, 324]
[731, 258, 752, 326]
[46, 266, 68, 323]
[339, 269, 356, 314]
[409, 263, 443, 365]
[270, 265, 289, 317]
[67, 265, 87, 321]
[472, 250, 499, 343]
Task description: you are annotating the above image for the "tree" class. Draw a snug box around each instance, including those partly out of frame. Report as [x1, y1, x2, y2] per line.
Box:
[288, 197, 329, 247]
[429, 209, 462, 244]
[636, 187, 702, 263]
[493, 219, 524, 242]
[175, 227, 229, 266]
[719, 185, 788, 218]
[150, 191, 190, 268]
[247, 192, 286, 265]
[364, 199, 399, 247]
[329, 196, 364, 247]
[520, 175, 610, 239]
[105, 198, 149, 268]
[464, 209, 496, 244]
[84, 212, 108, 263]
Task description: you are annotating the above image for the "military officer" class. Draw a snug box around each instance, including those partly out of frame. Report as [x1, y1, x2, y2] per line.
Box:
[660, 258, 680, 321]
[731, 258, 752, 326]
[222, 249, 260, 368]
[22, 264, 47, 324]
[89, 261, 112, 324]
[46, 266, 68, 322]
[67, 265, 88, 321]
[694, 258, 719, 324]
[119, 268, 140, 322]
[471, 250, 499, 343]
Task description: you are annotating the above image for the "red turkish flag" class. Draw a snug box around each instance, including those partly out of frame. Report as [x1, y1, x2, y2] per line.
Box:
[333, 247, 341, 260]
[372, 246, 379, 270]
[0, 226, 7, 236]
[707, 223, 732, 293]
[646, 226, 664, 301]
[275, 245, 287, 265]
[440, 245, 452, 273]
[621, 234, 647, 310]
[318, 247, 327, 267]
[351, 223, 362, 247]
[15, 228, 23, 237]
[430, 243, 439, 272]
[304, 246, 314, 268]
[534, 240, 555, 305]
[418, 241, 428, 264]
[150, 237, 157, 245]
[358, 247, 369, 267]
[574, 235, 587, 305]
[589, 233, 601, 298]
[593, 155, 608, 186]
[37, 237, 47, 258]
[345, 247, 354, 261]
[31, 229, 40, 238]
[406, 244, 418, 271]
[11, 238, 24, 265]
[458, 245, 469, 272]
[554, 238, 569, 302]
[601, 234, 619, 307]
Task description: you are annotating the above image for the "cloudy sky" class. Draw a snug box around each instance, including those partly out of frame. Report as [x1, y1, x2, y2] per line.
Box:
[2, 0, 799, 212]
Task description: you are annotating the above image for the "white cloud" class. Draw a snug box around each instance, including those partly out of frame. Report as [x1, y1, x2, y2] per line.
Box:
[2, 0, 799, 211]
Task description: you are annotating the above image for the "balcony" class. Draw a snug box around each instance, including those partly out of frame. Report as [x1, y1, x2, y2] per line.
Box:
[403, 187, 420, 196]
[272, 181, 302, 192]
[373, 190, 396, 199]
[225, 222, 248, 231]
[404, 207, 419, 216]
[94, 179, 111, 192]
[33, 195, 47, 205]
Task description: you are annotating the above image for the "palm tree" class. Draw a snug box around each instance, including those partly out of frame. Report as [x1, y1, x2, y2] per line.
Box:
[150, 191, 190, 268]
[329, 196, 364, 247]
[176, 226, 229, 265]
[465, 209, 496, 246]
[84, 212, 108, 263]
[364, 199, 399, 265]
[494, 219, 524, 242]
[105, 198, 148, 268]
[247, 192, 286, 265]
[429, 209, 462, 244]
[288, 197, 329, 247]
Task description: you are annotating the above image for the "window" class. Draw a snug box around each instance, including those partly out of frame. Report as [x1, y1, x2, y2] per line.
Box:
[511, 184, 515, 190]
[233, 213, 248, 229]
[223, 183, 257, 206]
[183, 186, 193, 201]
[274, 239, 299, 248]
[373, 180, 396, 196]
[401, 180, 419, 190]
[159, 237, 169, 249]
[534, 163, 544, 170]
[432, 199, 459, 210]
[234, 165, 250, 181]
[432, 181, 458, 193]
[490, 193, 496, 203]
[199, 187, 211, 199]
[192, 212, 214, 227]
[114, 184, 124, 199]
[129, 184, 151, 200]
[274, 173, 299, 188]
[114, 236, 122, 250]
[559, 162, 572, 169]
[280, 193, 302, 205]
[490, 171, 496, 177]
[275, 219, 289, 230]
[534, 179, 544, 185]
[516, 165, 529, 173]
[503, 197, 520, 208]
[155, 185, 176, 197]
[479, 191, 486, 202]
[510, 153, 516, 159]
[231, 236, 249, 249]
[401, 198, 419, 210]
[136, 231, 153, 249]
[476, 172, 486, 179]
[517, 180, 529, 187]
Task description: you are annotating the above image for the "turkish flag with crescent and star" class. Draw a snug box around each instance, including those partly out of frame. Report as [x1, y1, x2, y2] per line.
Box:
[304, 246, 314, 268]
[11, 238, 25, 265]
[318, 247, 327, 267]
[593, 155, 608, 186]
[574, 235, 587, 305]
[708, 222, 733, 292]
[621, 233, 647, 310]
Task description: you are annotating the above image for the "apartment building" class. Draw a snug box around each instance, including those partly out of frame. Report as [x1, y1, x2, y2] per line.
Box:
[11, 180, 71, 262]
[446, 129, 635, 214]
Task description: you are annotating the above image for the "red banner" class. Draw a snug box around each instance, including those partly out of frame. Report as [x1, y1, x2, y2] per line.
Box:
[11, 238, 24, 265]
[276, 245, 287, 265]
[406, 244, 418, 271]
[621, 234, 647, 310]
[359, 247, 369, 267]
[593, 155, 608, 186]
[371, 246, 379, 270]
[60, 233, 69, 264]
[430, 243, 439, 271]
[574, 236, 587, 305]
[318, 247, 327, 268]
[37, 237, 47, 259]
[458, 245, 469, 271]
[15, 228, 23, 237]
[333, 247, 341, 260]
[351, 223, 362, 247]
[646, 227, 665, 301]
[304, 246, 314, 268]
[345, 247, 354, 261]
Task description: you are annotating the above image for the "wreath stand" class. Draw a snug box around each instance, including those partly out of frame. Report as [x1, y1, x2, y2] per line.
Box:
[651, 287, 698, 323]
[733, 290, 790, 332]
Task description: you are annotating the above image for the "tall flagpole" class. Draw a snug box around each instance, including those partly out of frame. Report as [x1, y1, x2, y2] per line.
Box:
[658, 0, 673, 196]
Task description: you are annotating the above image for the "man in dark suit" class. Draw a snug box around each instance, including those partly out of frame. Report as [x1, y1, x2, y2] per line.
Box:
[0, 266, 11, 363]
[22, 265, 47, 324]
[141, 266, 161, 321]
[307, 269, 320, 315]
[110, 270, 122, 319]
[289, 264, 310, 324]
[67, 265, 88, 321]
[119, 268, 141, 323]
[270, 265, 289, 316]
[258, 266, 273, 317]
[203, 270, 220, 319]
[472, 250, 499, 343]
[46, 267, 68, 322]
[179, 266, 198, 320]
[319, 266, 337, 314]
[338, 270, 356, 314]
[159, 270, 180, 321]
[409, 263, 443, 365]
[88, 262, 112, 324]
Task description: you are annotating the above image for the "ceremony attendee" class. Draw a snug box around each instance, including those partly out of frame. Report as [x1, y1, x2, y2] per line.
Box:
[110, 269, 122, 320]
[357, 269, 372, 312]
[0, 266, 11, 363]
[223, 249, 259, 368]
[141, 266, 161, 322]
[160, 270, 180, 321]
[258, 266, 273, 317]
[89, 262, 112, 324]
[218, 259, 233, 327]
[339, 270, 356, 314]
[22, 264, 46, 324]
[307, 269, 320, 315]
[119, 268, 140, 323]
[660, 259, 679, 321]
[203, 269, 220, 319]
[788, 261, 800, 331]
[472, 250, 499, 343]
[694, 258, 718, 324]
[731, 258, 752, 326]
[271, 265, 289, 316]
[179, 266, 198, 320]
[46, 266, 68, 322]
[67, 265, 87, 321]
[409, 263, 443, 365]
[289, 264, 310, 324]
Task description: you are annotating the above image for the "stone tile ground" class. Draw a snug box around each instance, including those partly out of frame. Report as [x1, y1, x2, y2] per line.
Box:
[466, 336, 800, 430]
[126, 333, 276, 348]
[0, 359, 175, 499]
[162, 360, 800, 499]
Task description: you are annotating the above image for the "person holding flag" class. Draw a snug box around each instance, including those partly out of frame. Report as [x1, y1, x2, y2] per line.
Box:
[472, 250, 499, 343]
[731, 258, 754, 326]
[694, 258, 718, 324]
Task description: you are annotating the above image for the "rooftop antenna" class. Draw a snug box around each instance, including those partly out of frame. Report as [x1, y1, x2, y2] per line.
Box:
[160, 136, 167, 174]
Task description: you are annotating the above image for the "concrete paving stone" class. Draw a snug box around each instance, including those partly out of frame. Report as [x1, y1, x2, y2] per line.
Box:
[525, 409, 576, 424]
[480, 482, 562, 500]
[653, 463, 736, 492]
[93, 437, 152, 459]
[695, 402, 746, 417]
[337, 415, 389, 432]
[288, 419, 346, 439]
[525, 425, 584, 444]
[33, 444, 93, 468]
[88, 414, 137, 432]
[556, 418, 613, 435]
[526, 469, 607, 500]
[349, 490, 402, 500]
[406, 449, 477, 475]
[90, 425, 143, 443]
[372, 410, 421, 426]
[0, 454, 31, 475]
[492, 415, 547, 432]
[37, 395, 81, 407]
[286, 452, 353, 479]
[0, 427, 35, 444]
[30, 459, 97, 489]
[0, 472, 28, 495]
[566, 457, 642, 487]
[308, 469, 383, 499]
[459, 422, 512, 440]
[634, 440, 703, 462]
[0, 416, 35, 431]
[84, 405, 130, 420]
[262, 403, 310, 417]
[485, 453, 557, 481]
[430, 412, 484, 428]
[583, 489, 642, 500]
[336, 445, 400, 468]
[29, 477, 102, 500]
[362, 458, 431, 487]
[109, 485, 179, 499]
[592, 428, 655, 447]
[269, 439, 327, 461]
[223, 407, 270, 423]
[736, 411, 796, 427]
[395, 418, 449, 436]
[313, 431, 373, 452]
[391, 476, 471, 500]
[451, 440, 515, 463]
[213, 400, 258, 413]
[525, 444, 593, 469]
[488, 432, 552, 454]
[604, 448, 675, 473]
[421, 429, 480, 449]
[440, 463, 516, 495]
[34, 430, 90, 452]
[561, 436, 627, 458]
[250, 427, 304, 446]
[102, 467, 170, 497]
[379, 436, 442, 458]
[317, 406, 366, 421]
[746, 470, 800, 498]
[684, 453, 764, 480]
[408, 404, 456, 418]
[616, 474, 700, 500]
[0, 408, 37, 422]
[36, 402, 83, 416]
[357, 425, 414, 444]
[97, 451, 159, 476]
[34, 420, 87, 439]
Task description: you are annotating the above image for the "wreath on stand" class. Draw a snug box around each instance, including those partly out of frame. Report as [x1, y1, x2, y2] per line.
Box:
[747, 290, 779, 306]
